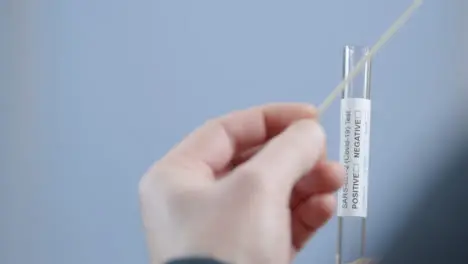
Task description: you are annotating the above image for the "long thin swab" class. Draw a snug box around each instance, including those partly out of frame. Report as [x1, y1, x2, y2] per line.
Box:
[318, 0, 424, 114]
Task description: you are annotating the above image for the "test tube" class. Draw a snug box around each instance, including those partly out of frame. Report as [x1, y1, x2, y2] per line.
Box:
[336, 45, 372, 264]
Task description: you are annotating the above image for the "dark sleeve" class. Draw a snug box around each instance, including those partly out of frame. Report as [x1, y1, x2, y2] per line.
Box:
[380, 138, 468, 263]
[166, 258, 226, 264]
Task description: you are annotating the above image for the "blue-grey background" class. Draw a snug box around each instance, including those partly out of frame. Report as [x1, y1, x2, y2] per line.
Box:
[1, 0, 463, 263]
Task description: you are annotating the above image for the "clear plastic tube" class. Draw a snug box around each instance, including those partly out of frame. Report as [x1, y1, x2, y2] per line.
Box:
[336, 45, 372, 264]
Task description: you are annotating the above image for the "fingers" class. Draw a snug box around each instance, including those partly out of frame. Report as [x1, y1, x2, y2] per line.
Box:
[160, 103, 317, 178]
[290, 161, 344, 210]
[233, 119, 325, 198]
[232, 143, 327, 170]
[291, 193, 336, 250]
[229, 144, 265, 170]
[289, 162, 343, 250]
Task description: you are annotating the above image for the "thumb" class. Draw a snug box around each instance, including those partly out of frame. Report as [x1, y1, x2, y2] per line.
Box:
[231, 119, 326, 199]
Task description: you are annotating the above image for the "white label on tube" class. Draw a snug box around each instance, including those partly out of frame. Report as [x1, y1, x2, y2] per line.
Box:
[337, 98, 371, 218]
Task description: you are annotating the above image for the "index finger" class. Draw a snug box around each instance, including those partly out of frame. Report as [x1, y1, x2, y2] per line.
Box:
[161, 103, 318, 177]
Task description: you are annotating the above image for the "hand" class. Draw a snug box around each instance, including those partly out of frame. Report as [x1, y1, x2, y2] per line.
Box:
[139, 103, 344, 264]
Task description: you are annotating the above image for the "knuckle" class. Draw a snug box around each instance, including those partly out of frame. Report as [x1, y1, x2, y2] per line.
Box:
[318, 194, 336, 216]
[290, 119, 325, 151]
[138, 165, 171, 201]
[293, 119, 325, 139]
[235, 165, 264, 180]
[234, 166, 274, 193]
[202, 116, 228, 130]
[202, 118, 218, 128]
[139, 160, 213, 202]
[139, 173, 187, 206]
[138, 174, 154, 200]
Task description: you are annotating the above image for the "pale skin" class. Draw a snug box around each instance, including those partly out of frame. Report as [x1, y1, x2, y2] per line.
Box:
[139, 103, 345, 264]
